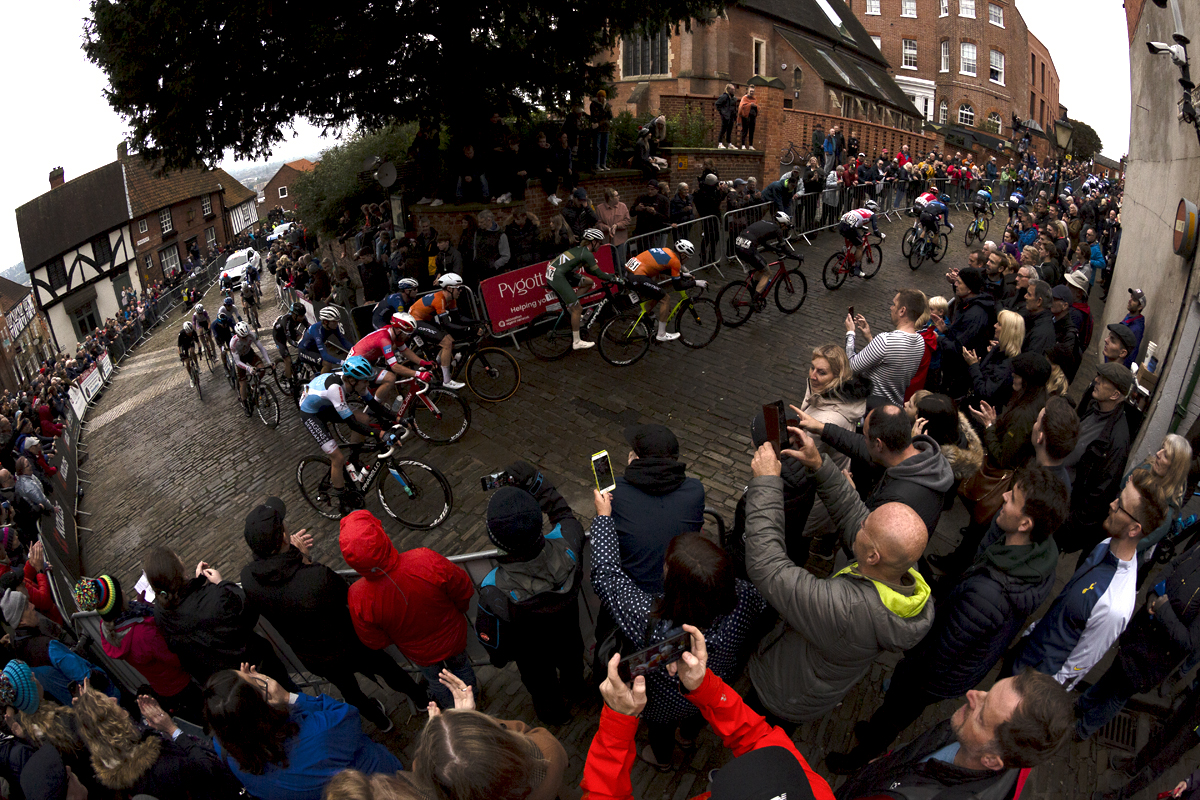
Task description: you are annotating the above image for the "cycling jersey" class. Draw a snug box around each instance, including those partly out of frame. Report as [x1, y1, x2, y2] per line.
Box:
[914, 191, 938, 209]
[297, 322, 353, 366]
[839, 209, 880, 232]
[192, 311, 210, 332]
[735, 220, 786, 251]
[371, 293, 408, 330]
[272, 314, 307, 348]
[177, 329, 199, 351]
[1009, 192, 1025, 207]
[299, 373, 385, 453]
[348, 328, 409, 369]
[409, 291, 456, 323]
[241, 281, 257, 300]
[626, 248, 683, 279]
[920, 201, 950, 229]
[211, 316, 235, 348]
[229, 332, 271, 373]
[545, 246, 607, 306]
[974, 189, 993, 206]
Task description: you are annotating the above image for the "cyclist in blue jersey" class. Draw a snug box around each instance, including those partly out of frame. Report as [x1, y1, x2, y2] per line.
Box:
[973, 186, 994, 219]
[371, 279, 423, 330]
[1007, 189, 1025, 223]
[210, 308, 236, 353]
[918, 194, 953, 248]
[297, 306, 354, 372]
[272, 302, 310, 382]
[299, 355, 396, 512]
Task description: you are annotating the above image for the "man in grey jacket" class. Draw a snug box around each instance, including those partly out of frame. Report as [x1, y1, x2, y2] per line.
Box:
[744, 436, 934, 726]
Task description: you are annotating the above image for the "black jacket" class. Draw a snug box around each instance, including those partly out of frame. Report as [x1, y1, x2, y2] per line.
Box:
[940, 294, 997, 358]
[100, 729, 241, 800]
[1057, 393, 1134, 553]
[1022, 309, 1056, 356]
[154, 578, 264, 684]
[240, 548, 359, 674]
[1114, 542, 1200, 690]
[1048, 312, 1081, 380]
[968, 349, 1014, 409]
[835, 719, 1020, 800]
[613, 458, 705, 593]
[715, 91, 737, 121]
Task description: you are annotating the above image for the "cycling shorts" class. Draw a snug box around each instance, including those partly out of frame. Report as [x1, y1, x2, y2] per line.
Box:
[546, 269, 587, 308]
[273, 330, 292, 355]
[180, 344, 198, 362]
[972, 202, 990, 216]
[735, 246, 769, 274]
[919, 211, 942, 234]
[625, 273, 666, 302]
[838, 221, 865, 247]
[235, 350, 263, 374]
[408, 320, 447, 351]
[300, 409, 341, 455]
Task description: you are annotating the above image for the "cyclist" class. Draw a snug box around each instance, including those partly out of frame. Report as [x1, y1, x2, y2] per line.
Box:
[240, 274, 259, 325]
[192, 303, 214, 358]
[623, 239, 709, 342]
[371, 278, 423, 330]
[177, 322, 201, 388]
[918, 193, 953, 249]
[221, 295, 242, 322]
[246, 259, 261, 298]
[219, 271, 236, 295]
[1007, 188, 1025, 223]
[299, 355, 400, 514]
[272, 301, 309, 382]
[542, 229, 614, 351]
[733, 211, 794, 299]
[297, 306, 354, 373]
[913, 185, 940, 213]
[838, 200, 887, 277]
[347, 312, 435, 408]
[210, 307, 236, 361]
[972, 185, 995, 221]
[408, 273, 474, 387]
[229, 321, 273, 415]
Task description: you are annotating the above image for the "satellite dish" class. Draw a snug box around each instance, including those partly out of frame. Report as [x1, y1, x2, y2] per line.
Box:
[374, 161, 397, 188]
[361, 155, 382, 172]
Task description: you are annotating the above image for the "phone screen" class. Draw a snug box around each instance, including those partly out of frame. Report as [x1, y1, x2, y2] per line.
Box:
[762, 401, 787, 452]
[592, 450, 616, 493]
[480, 471, 510, 492]
[618, 629, 691, 682]
[848, 306, 855, 318]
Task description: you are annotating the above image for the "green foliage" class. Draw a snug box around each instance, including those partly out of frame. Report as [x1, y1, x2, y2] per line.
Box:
[666, 108, 713, 148]
[293, 123, 418, 236]
[84, 0, 728, 170]
[1067, 119, 1103, 161]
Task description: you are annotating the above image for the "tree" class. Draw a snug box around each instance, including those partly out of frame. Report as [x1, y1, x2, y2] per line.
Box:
[84, 0, 727, 170]
[1067, 119, 1102, 161]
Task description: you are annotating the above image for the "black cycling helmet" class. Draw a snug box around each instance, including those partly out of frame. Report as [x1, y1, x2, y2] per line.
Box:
[290, 302, 306, 316]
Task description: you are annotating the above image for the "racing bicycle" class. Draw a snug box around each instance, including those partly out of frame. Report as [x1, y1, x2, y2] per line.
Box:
[907, 223, 950, 270]
[184, 353, 202, 399]
[296, 424, 453, 529]
[242, 365, 280, 428]
[715, 251, 808, 327]
[596, 284, 722, 366]
[242, 294, 261, 330]
[331, 375, 470, 445]
[407, 323, 521, 402]
[822, 234, 883, 290]
[526, 277, 628, 361]
[964, 206, 993, 246]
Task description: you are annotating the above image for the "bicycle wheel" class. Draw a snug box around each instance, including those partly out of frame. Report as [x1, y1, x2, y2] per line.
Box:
[410, 388, 471, 444]
[964, 221, 976, 247]
[296, 456, 342, 520]
[978, 215, 990, 240]
[901, 227, 918, 258]
[779, 148, 795, 166]
[774, 268, 809, 312]
[250, 305, 260, 329]
[377, 459, 454, 530]
[273, 365, 295, 399]
[932, 233, 950, 263]
[189, 361, 202, 398]
[860, 245, 883, 279]
[256, 384, 280, 428]
[598, 310, 651, 366]
[822, 253, 848, 290]
[716, 281, 755, 327]
[464, 347, 520, 402]
[223, 353, 238, 390]
[526, 312, 574, 361]
[675, 298, 721, 348]
[908, 239, 927, 271]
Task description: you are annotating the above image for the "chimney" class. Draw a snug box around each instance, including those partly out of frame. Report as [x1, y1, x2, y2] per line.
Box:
[117, 141, 128, 160]
[48, 167, 64, 190]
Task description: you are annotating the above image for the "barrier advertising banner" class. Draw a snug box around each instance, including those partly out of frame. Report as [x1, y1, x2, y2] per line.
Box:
[80, 364, 103, 402]
[98, 351, 113, 380]
[478, 245, 616, 334]
[40, 419, 81, 578]
[68, 384, 87, 422]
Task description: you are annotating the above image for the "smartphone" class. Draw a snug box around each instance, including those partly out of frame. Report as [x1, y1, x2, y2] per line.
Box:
[618, 628, 691, 682]
[848, 306, 855, 318]
[591, 450, 616, 493]
[480, 471, 512, 492]
[761, 400, 788, 453]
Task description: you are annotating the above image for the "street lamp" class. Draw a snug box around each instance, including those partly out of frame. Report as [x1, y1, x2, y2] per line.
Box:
[1052, 117, 1074, 199]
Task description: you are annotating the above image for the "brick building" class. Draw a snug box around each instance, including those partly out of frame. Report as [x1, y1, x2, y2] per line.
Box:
[0, 278, 53, 391]
[1027, 32, 1061, 132]
[262, 158, 316, 215]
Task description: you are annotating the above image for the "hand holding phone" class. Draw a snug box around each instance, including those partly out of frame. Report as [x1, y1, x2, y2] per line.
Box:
[617, 628, 691, 682]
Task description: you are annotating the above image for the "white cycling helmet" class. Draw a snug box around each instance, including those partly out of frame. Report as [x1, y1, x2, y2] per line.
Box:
[390, 312, 417, 333]
[396, 278, 419, 292]
[864, 200, 879, 212]
[182, 321, 194, 334]
[775, 211, 792, 226]
[234, 321, 251, 338]
[319, 306, 340, 323]
[674, 239, 695, 257]
[582, 228, 605, 241]
[436, 272, 463, 288]
[193, 303, 204, 313]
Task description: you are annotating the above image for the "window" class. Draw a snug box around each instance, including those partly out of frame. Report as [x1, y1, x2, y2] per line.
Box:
[865, 0, 881, 14]
[959, 0, 975, 17]
[986, 112, 1003, 134]
[205, 227, 217, 250]
[901, 0, 916, 17]
[1041, 63, 1045, 92]
[871, 35, 882, 50]
[158, 207, 173, 235]
[753, 39, 765, 76]
[138, 218, 148, 234]
[144, 254, 153, 276]
[940, 0, 949, 16]
[46, 258, 67, 291]
[902, 39, 918, 69]
[201, 195, 212, 215]
[278, 186, 288, 199]
[91, 235, 112, 267]
[621, 28, 669, 77]
[958, 103, 975, 126]
[160, 245, 181, 277]
[940, 41, 950, 72]
[939, 100, 948, 124]
[988, 3, 1004, 26]
[960, 42, 977, 76]
[989, 50, 1005, 84]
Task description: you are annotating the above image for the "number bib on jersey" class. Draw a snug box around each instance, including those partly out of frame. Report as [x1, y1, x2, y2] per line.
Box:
[735, 236, 752, 250]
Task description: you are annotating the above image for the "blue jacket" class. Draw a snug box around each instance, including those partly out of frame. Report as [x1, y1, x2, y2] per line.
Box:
[371, 294, 406, 331]
[1120, 313, 1145, 368]
[215, 693, 402, 800]
[611, 458, 705, 593]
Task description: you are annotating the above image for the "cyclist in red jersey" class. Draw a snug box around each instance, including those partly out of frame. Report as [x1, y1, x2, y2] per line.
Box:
[347, 312, 433, 409]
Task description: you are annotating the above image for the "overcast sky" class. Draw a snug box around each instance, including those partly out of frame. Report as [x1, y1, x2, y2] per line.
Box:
[0, 0, 1131, 272]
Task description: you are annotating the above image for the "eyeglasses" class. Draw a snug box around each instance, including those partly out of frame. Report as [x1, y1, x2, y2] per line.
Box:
[1114, 496, 1137, 523]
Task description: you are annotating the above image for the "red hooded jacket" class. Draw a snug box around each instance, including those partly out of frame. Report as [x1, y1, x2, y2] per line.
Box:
[100, 612, 192, 696]
[339, 510, 473, 666]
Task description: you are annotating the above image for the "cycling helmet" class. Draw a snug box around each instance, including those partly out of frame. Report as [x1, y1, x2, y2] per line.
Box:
[290, 302, 306, 316]
[223, 297, 234, 307]
[674, 239, 695, 257]
[581, 228, 605, 241]
[939, 194, 951, 204]
[193, 303, 204, 313]
[396, 278, 419, 292]
[234, 321, 251, 338]
[775, 211, 792, 227]
[218, 308, 231, 321]
[182, 321, 194, 334]
[436, 273, 463, 288]
[390, 312, 418, 333]
[319, 306, 340, 323]
[343, 355, 374, 381]
[222, 273, 229, 279]
[864, 200, 879, 212]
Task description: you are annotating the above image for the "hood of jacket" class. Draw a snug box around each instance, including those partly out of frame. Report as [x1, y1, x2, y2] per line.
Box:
[981, 534, 1059, 588]
[941, 412, 984, 481]
[802, 375, 872, 429]
[886, 435, 955, 493]
[834, 564, 932, 621]
[243, 547, 305, 587]
[93, 730, 161, 790]
[339, 510, 402, 579]
[623, 457, 689, 497]
[102, 601, 157, 652]
[961, 293, 997, 319]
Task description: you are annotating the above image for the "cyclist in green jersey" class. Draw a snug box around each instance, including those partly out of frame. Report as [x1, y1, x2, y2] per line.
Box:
[545, 228, 613, 350]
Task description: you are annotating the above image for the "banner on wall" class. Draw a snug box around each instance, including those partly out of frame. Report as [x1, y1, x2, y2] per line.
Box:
[40, 420, 81, 578]
[478, 245, 616, 334]
[79, 364, 103, 402]
[98, 351, 113, 380]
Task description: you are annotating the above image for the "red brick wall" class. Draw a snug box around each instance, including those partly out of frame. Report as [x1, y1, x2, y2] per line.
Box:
[660, 147, 766, 186]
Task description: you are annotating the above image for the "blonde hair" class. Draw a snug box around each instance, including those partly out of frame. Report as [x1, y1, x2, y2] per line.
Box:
[324, 770, 424, 800]
[74, 687, 161, 789]
[809, 344, 853, 398]
[1140, 433, 1192, 508]
[996, 310, 1025, 359]
[927, 295, 949, 317]
[1047, 365, 1069, 397]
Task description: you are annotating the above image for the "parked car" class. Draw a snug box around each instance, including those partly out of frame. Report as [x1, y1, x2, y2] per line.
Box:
[221, 248, 260, 292]
[267, 222, 297, 242]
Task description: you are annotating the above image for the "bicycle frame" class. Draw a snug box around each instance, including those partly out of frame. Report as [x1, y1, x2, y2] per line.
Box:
[626, 288, 695, 329]
[394, 377, 441, 420]
[339, 435, 417, 498]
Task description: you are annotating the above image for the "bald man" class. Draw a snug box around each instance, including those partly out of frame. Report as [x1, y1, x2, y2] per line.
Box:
[744, 436, 933, 727]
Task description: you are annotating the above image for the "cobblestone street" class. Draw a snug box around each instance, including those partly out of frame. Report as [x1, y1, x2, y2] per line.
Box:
[77, 216, 1192, 799]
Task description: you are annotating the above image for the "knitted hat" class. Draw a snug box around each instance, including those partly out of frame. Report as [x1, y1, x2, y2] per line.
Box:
[1, 588, 27, 629]
[0, 660, 39, 714]
[625, 424, 680, 458]
[74, 575, 119, 617]
[21, 746, 69, 800]
[485, 487, 544, 557]
[957, 266, 985, 295]
[709, 746, 817, 800]
[1011, 352, 1052, 388]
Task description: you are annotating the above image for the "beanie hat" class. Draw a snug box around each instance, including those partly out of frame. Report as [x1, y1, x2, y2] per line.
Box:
[244, 497, 287, 558]
[74, 575, 119, 617]
[709, 746, 817, 800]
[21, 746, 69, 800]
[0, 570, 23, 592]
[1011, 352, 1052, 388]
[485, 487, 544, 556]
[957, 266, 985, 295]
[1, 588, 27, 629]
[0, 660, 39, 714]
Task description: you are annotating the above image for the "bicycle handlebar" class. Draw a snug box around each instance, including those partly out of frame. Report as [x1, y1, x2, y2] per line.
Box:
[377, 424, 408, 460]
